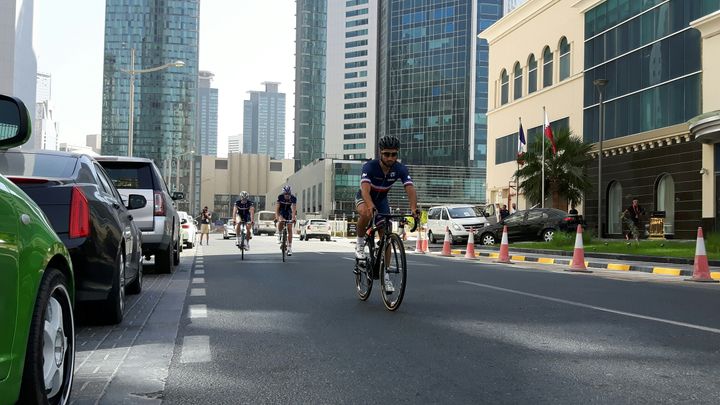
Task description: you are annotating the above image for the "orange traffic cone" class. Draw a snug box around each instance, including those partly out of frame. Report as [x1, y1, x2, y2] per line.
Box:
[465, 228, 478, 260]
[422, 227, 429, 253]
[685, 227, 718, 283]
[495, 225, 513, 264]
[566, 224, 592, 273]
[440, 226, 453, 256]
[415, 226, 425, 254]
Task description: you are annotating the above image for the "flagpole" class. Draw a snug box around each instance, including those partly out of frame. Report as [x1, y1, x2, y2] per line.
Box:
[541, 107, 545, 208]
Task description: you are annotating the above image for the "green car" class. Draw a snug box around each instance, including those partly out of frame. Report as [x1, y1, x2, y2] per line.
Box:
[0, 95, 75, 404]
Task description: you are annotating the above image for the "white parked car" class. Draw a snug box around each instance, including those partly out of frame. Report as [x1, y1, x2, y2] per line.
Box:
[300, 219, 332, 241]
[223, 219, 236, 239]
[426, 205, 489, 244]
[178, 211, 197, 248]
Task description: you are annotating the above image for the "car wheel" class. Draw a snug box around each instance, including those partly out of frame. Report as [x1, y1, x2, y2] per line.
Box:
[173, 238, 181, 266]
[428, 231, 436, 244]
[481, 233, 496, 245]
[542, 229, 555, 242]
[156, 242, 174, 274]
[126, 259, 143, 295]
[300, 234, 304, 241]
[19, 267, 74, 405]
[102, 251, 126, 324]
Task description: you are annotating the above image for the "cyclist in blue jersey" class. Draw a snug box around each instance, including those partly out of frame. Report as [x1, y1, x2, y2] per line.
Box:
[275, 185, 297, 256]
[232, 191, 255, 250]
[355, 135, 419, 262]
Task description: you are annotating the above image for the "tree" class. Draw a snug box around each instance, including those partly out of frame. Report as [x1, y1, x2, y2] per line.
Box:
[515, 128, 593, 209]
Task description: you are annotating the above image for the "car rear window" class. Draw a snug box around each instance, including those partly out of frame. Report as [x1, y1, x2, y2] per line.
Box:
[100, 162, 154, 189]
[258, 212, 274, 221]
[0, 152, 78, 178]
[309, 220, 327, 224]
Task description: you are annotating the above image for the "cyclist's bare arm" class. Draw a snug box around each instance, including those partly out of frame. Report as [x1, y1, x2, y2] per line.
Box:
[360, 182, 375, 215]
[405, 184, 418, 213]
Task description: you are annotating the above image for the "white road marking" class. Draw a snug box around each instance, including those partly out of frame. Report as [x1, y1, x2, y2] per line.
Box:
[188, 305, 207, 318]
[459, 281, 720, 335]
[192, 277, 205, 284]
[180, 335, 211, 363]
[195, 269, 205, 275]
[190, 288, 206, 297]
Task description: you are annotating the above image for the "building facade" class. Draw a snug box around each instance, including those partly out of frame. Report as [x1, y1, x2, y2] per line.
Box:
[100, 0, 199, 193]
[86, 134, 101, 154]
[0, 0, 38, 149]
[242, 82, 286, 159]
[482, 0, 720, 239]
[325, 0, 378, 161]
[228, 135, 241, 154]
[294, 0, 327, 167]
[197, 70, 218, 156]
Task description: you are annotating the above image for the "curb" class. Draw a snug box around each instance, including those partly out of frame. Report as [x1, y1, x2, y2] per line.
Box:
[426, 248, 720, 280]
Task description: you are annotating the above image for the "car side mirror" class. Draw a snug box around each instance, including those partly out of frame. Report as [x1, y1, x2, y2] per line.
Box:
[171, 191, 185, 201]
[0, 95, 31, 149]
[127, 194, 147, 210]
[484, 212, 490, 217]
[181, 218, 187, 224]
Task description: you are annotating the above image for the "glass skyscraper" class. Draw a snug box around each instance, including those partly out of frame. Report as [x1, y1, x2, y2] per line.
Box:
[294, 0, 327, 168]
[197, 70, 218, 157]
[243, 82, 286, 160]
[101, 0, 199, 173]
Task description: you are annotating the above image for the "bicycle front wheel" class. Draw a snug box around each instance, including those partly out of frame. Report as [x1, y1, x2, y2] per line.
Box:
[241, 232, 245, 260]
[281, 230, 286, 262]
[355, 241, 373, 300]
[380, 233, 407, 311]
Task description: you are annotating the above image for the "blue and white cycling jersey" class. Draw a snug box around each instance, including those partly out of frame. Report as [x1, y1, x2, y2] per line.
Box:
[234, 199, 255, 223]
[355, 159, 413, 213]
[277, 194, 297, 220]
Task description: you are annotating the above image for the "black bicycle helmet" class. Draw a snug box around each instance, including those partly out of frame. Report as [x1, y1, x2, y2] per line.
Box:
[378, 135, 400, 150]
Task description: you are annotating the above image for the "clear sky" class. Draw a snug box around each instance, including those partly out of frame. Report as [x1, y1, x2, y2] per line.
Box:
[35, 0, 296, 158]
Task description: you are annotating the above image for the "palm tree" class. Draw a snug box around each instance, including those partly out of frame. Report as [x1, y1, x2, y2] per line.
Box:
[515, 128, 593, 209]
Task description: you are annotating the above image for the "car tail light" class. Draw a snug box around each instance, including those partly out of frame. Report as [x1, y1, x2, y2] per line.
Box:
[182, 224, 190, 229]
[154, 192, 165, 216]
[563, 217, 574, 221]
[7, 176, 50, 184]
[69, 186, 90, 238]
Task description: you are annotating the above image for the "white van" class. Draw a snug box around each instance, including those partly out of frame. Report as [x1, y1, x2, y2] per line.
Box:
[253, 210, 277, 236]
[426, 205, 489, 244]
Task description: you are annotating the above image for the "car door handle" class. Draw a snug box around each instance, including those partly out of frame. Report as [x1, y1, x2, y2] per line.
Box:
[128, 215, 133, 221]
[20, 214, 31, 225]
[113, 203, 121, 209]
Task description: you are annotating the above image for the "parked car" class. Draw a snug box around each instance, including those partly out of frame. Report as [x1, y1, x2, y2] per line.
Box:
[426, 205, 489, 244]
[223, 219, 236, 239]
[0, 148, 146, 324]
[477, 208, 586, 245]
[178, 210, 197, 248]
[0, 94, 76, 405]
[95, 156, 182, 274]
[253, 210, 277, 236]
[300, 218, 332, 241]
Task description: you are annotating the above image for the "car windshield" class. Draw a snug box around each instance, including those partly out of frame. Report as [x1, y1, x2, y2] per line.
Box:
[0, 151, 77, 178]
[100, 162, 154, 189]
[448, 207, 480, 219]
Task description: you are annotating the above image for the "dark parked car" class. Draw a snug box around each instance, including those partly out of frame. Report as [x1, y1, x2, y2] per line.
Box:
[0, 150, 146, 324]
[478, 208, 586, 245]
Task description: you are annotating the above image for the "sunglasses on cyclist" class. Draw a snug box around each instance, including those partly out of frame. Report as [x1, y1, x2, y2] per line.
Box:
[381, 151, 398, 157]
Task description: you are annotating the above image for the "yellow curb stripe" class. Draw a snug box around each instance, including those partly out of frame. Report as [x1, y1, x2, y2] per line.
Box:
[711, 272, 720, 280]
[607, 263, 631, 271]
[488, 252, 499, 259]
[511, 255, 526, 261]
[652, 267, 682, 276]
[537, 257, 554, 264]
[475, 252, 482, 257]
[451, 250, 462, 255]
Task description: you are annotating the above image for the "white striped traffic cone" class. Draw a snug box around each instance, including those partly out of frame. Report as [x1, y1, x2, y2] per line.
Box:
[495, 226, 513, 264]
[685, 227, 718, 282]
[566, 224, 592, 273]
[440, 226, 453, 256]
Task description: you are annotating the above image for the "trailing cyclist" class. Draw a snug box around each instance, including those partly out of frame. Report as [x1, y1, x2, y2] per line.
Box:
[355, 135, 419, 291]
[275, 185, 297, 256]
[232, 191, 255, 250]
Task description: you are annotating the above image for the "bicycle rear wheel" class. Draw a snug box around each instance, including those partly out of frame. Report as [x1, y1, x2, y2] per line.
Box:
[241, 231, 245, 260]
[355, 241, 373, 300]
[380, 233, 407, 311]
[281, 229, 287, 262]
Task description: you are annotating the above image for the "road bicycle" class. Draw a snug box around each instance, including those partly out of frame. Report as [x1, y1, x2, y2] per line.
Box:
[236, 221, 250, 260]
[276, 219, 295, 262]
[354, 213, 417, 311]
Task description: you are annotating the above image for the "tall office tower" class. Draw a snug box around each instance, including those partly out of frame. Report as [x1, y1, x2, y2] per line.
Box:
[474, 1, 504, 171]
[242, 82, 286, 159]
[294, 0, 327, 167]
[0, 0, 38, 148]
[197, 70, 218, 156]
[36, 72, 51, 103]
[503, 0, 525, 14]
[228, 134, 242, 154]
[100, 0, 199, 195]
[34, 71, 58, 150]
[86, 134, 102, 154]
[325, 0, 377, 160]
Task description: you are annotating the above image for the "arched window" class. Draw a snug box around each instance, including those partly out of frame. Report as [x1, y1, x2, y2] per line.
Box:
[559, 37, 571, 81]
[607, 181, 623, 235]
[500, 69, 509, 105]
[656, 174, 675, 236]
[513, 62, 523, 100]
[542, 46, 553, 88]
[528, 54, 537, 94]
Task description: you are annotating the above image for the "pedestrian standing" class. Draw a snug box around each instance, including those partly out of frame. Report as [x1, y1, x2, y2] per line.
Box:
[199, 206, 212, 245]
[499, 204, 510, 220]
[624, 198, 645, 240]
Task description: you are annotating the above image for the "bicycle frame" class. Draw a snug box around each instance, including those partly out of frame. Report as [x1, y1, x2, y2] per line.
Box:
[363, 214, 412, 279]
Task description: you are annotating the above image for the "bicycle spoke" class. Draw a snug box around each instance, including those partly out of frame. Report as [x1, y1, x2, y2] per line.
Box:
[381, 234, 407, 311]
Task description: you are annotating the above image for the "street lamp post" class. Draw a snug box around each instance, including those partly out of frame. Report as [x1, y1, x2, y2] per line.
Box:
[122, 48, 185, 157]
[172, 150, 195, 193]
[594, 78, 608, 239]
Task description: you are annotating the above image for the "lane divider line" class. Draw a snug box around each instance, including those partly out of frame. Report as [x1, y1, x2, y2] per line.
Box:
[180, 335, 211, 363]
[188, 305, 207, 318]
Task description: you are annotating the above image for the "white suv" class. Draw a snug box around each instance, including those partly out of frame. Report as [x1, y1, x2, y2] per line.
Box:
[426, 205, 489, 244]
[300, 219, 332, 241]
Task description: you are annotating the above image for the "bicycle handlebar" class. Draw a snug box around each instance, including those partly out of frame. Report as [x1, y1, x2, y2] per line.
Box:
[373, 212, 419, 233]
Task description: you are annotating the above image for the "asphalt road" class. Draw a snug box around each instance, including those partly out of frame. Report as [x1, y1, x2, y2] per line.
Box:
[153, 234, 720, 404]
